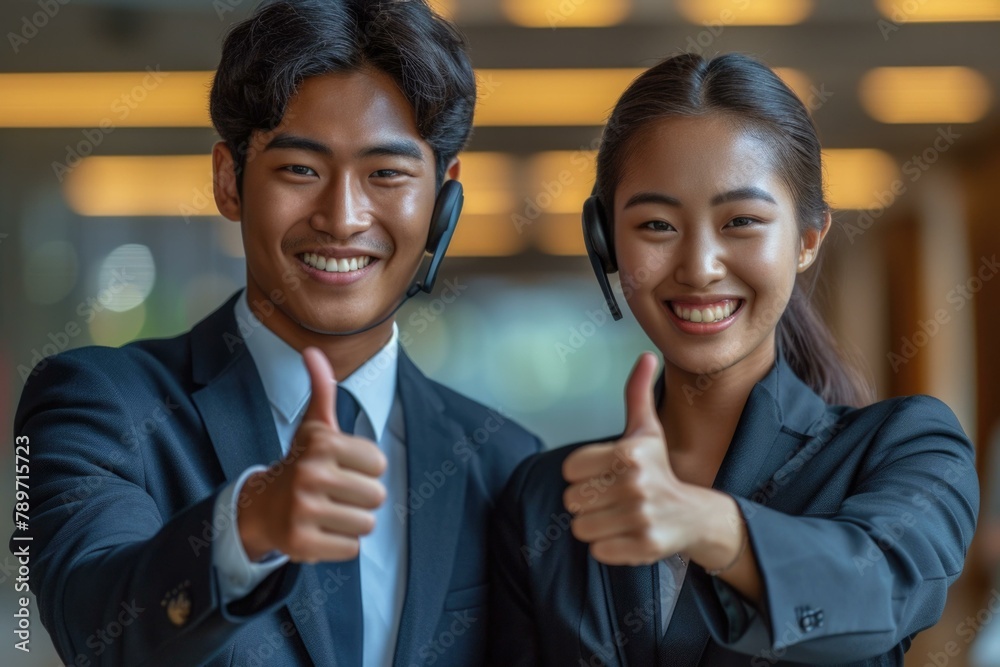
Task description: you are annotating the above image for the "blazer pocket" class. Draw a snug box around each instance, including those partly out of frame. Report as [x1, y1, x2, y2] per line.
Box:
[443, 583, 488, 611]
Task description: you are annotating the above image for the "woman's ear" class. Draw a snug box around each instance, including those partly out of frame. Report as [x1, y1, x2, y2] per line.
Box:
[444, 156, 461, 183]
[798, 210, 832, 273]
[212, 141, 242, 222]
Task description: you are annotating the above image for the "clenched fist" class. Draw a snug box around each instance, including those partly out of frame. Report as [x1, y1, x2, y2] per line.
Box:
[237, 347, 387, 563]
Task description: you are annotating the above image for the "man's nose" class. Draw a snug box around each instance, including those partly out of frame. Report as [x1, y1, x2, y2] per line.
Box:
[313, 176, 373, 240]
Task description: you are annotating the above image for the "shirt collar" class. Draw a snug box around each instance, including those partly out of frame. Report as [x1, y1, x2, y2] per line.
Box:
[234, 291, 399, 440]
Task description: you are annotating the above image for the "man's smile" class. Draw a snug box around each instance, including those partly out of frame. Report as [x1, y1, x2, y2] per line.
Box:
[297, 251, 380, 284]
[300, 252, 375, 273]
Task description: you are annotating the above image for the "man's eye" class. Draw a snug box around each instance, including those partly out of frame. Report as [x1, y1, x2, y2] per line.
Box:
[372, 169, 402, 178]
[641, 220, 675, 232]
[285, 165, 316, 176]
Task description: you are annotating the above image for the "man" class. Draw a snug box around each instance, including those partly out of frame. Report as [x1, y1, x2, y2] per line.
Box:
[12, 1, 541, 665]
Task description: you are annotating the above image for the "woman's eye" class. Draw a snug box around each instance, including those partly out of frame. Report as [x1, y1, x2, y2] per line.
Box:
[284, 165, 316, 177]
[727, 216, 758, 228]
[641, 220, 675, 232]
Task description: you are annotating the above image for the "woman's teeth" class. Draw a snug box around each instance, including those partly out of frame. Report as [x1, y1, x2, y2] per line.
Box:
[301, 253, 373, 273]
[670, 299, 740, 323]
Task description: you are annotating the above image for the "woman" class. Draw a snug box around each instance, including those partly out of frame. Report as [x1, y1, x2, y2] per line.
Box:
[489, 53, 979, 666]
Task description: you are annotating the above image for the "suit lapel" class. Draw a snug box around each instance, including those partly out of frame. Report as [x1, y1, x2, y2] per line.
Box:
[392, 353, 468, 667]
[188, 291, 335, 666]
[189, 290, 283, 487]
[657, 353, 829, 665]
[654, 380, 786, 666]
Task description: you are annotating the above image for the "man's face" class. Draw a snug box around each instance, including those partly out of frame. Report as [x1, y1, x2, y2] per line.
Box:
[227, 69, 438, 336]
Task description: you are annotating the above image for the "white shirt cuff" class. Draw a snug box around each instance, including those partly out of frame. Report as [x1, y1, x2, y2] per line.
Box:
[212, 465, 290, 604]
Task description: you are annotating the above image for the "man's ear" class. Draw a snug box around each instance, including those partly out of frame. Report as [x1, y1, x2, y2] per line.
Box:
[798, 210, 832, 273]
[444, 156, 461, 183]
[212, 141, 241, 222]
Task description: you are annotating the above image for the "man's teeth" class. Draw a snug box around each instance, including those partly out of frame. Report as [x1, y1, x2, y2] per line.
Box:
[670, 300, 740, 323]
[302, 253, 373, 273]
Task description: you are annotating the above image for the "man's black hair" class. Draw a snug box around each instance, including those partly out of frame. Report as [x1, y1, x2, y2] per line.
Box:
[209, 0, 477, 192]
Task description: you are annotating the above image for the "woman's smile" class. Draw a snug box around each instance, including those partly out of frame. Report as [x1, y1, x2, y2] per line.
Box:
[663, 297, 745, 334]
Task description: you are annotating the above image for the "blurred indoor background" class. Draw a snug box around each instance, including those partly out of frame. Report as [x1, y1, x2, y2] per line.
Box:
[1, 0, 998, 664]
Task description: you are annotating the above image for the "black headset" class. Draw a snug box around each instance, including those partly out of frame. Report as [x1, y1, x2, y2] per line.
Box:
[582, 186, 623, 321]
[307, 178, 464, 336]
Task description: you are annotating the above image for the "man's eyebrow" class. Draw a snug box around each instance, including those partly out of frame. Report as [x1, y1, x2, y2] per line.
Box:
[263, 133, 333, 156]
[262, 134, 425, 162]
[357, 140, 425, 162]
[710, 186, 777, 206]
[623, 192, 683, 209]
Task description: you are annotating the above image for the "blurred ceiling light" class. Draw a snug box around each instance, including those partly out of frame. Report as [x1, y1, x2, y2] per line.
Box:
[503, 0, 631, 27]
[476, 68, 810, 126]
[1, 68, 634, 128]
[859, 67, 991, 123]
[774, 69, 816, 109]
[0, 71, 212, 128]
[476, 68, 642, 125]
[822, 149, 900, 210]
[525, 151, 597, 214]
[63, 155, 215, 217]
[876, 0, 1000, 22]
[676, 0, 813, 25]
[535, 214, 588, 255]
[455, 152, 517, 214]
[449, 215, 529, 256]
[3, 67, 809, 129]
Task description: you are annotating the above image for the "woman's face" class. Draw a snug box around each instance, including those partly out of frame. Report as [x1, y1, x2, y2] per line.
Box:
[613, 114, 822, 377]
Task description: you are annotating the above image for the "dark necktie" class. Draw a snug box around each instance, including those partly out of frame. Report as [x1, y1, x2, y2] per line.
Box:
[324, 387, 364, 667]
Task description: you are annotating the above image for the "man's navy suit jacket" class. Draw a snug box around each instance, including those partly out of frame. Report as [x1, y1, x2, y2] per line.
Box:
[12, 291, 541, 666]
[489, 353, 979, 666]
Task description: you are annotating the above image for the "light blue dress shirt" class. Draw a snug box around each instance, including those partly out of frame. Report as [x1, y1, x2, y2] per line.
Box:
[212, 292, 408, 667]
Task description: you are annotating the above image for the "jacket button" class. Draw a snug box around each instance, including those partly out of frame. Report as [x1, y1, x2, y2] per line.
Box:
[796, 606, 824, 633]
[161, 582, 192, 627]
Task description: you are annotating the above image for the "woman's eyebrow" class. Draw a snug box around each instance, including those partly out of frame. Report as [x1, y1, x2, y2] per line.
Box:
[710, 186, 777, 206]
[623, 192, 683, 209]
[623, 186, 777, 210]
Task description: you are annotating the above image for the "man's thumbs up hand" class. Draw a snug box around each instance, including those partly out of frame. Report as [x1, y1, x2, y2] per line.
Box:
[301, 347, 340, 429]
[237, 347, 387, 564]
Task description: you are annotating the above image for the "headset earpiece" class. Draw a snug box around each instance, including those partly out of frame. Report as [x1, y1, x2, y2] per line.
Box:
[411, 179, 463, 296]
[582, 193, 623, 321]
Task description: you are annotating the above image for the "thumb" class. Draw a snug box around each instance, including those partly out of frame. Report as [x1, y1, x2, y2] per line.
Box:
[624, 351, 661, 437]
[302, 347, 339, 430]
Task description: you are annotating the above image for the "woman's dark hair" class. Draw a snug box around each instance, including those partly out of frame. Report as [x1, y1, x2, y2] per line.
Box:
[209, 0, 477, 191]
[596, 52, 875, 407]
